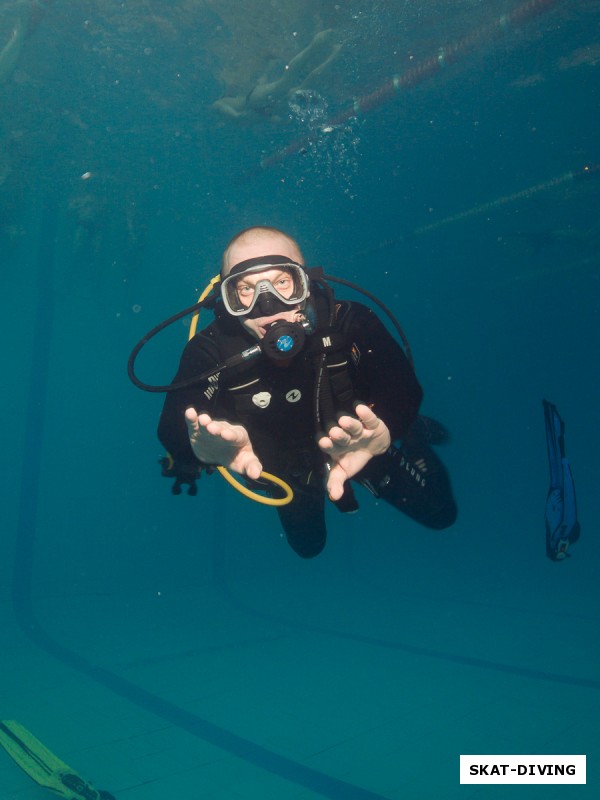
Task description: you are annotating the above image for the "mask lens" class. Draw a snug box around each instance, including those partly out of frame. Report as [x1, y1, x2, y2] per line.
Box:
[221, 262, 308, 316]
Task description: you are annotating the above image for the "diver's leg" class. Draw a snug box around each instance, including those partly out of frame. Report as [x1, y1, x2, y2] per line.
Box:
[244, 30, 339, 112]
[356, 435, 457, 530]
[276, 483, 327, 558]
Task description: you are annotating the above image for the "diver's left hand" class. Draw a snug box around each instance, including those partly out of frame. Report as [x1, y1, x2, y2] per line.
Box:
[318, 404, 391, 502]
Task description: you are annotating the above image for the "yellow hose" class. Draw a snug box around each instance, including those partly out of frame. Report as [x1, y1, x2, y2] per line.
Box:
[216, 466, 293, 506]
[188, 274, 221, 341]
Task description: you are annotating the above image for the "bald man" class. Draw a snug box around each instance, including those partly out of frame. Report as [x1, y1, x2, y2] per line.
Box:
[158, 226, 456, 557]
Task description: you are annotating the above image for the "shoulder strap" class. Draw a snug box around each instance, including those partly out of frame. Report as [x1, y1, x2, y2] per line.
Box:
[306, 310, 360, 432]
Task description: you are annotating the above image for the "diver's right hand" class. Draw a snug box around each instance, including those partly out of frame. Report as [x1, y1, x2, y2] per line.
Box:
[185, 408, 263, 480]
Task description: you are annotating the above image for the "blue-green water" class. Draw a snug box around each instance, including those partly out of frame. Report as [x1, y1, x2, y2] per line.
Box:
[1, 1, 598, 798]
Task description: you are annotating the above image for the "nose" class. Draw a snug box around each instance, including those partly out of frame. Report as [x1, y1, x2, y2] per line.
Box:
[255, 289, 278, 316]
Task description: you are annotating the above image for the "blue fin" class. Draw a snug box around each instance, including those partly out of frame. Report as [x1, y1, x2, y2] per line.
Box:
[542, 400, 580, 560]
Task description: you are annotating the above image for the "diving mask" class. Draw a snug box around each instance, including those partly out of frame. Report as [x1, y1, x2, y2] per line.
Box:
[221, 256, 309, 317]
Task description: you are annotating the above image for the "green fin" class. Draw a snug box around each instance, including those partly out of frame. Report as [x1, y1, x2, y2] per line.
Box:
[0, 720, 115, 800]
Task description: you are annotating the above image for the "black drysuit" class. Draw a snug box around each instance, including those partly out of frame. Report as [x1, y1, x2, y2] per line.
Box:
[158, 289, 456, 557]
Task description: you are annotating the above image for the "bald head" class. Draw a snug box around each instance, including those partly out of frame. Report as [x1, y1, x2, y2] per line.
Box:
[221, 226, 304, 276]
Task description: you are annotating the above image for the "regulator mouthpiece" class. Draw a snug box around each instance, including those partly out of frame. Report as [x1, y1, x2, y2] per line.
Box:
[261, 319, 312, 361]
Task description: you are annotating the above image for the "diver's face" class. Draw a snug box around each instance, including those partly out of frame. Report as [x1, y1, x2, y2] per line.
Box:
[237, 270, 303, 341]
[224, 234, 305, 341]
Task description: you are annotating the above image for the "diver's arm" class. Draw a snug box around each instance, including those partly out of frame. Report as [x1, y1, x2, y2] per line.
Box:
[185, 409, 262, 480]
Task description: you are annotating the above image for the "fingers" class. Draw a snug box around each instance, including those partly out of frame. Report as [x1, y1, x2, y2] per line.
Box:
[187, 410, 246, 446]
[354, 403, 379, 429]
[325, 413, 368, 447]
[239, 453, 263, 481]
[319, 419, 367, 455]
[185, 407, 200, 431]
[335, 407, 390, 453]
[333, 405, 379, 438]
[325, 463, 346, 502]
[325, 427, 351, 448]
[185, 409, 217, 435]
[335, 416, 364, 438]
[318, 434, 334, 453]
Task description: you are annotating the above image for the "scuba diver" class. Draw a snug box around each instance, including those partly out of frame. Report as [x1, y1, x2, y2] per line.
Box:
[138, 226, 457, 558]
[543, 400, 580, 560]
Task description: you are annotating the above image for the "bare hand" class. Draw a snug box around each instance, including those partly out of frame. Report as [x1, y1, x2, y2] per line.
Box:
[318, 404, 391, 501]
[185, 408, 262, 480]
